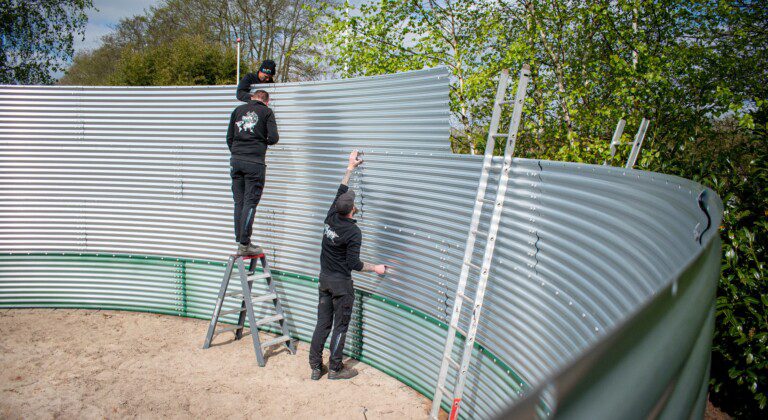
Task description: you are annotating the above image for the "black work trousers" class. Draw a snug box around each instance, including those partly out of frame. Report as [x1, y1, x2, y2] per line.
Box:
[230, 158, 265, 245]
[309, 283, 354, 371]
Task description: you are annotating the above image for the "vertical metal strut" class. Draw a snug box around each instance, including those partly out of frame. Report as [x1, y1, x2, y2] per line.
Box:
[430, 64, 531, 420]
[625, 118, 650, 169]
[607, 118, 627, 162]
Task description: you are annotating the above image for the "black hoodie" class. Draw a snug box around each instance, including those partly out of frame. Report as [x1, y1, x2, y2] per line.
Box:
[236, 73, 275, 102]
[226, 100, 279, 165]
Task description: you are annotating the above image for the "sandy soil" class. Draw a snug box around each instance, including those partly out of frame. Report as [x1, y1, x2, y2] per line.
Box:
[0, 309, 433, 419]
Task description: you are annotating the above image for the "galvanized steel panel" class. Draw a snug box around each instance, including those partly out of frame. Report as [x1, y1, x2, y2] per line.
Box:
[0, 68, 722, 419]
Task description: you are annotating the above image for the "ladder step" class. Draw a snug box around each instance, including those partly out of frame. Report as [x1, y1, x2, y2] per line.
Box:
[214, 324, 245, 335]
[224, 292, 277, 302]
[252, 293, 278, 303]
[444, 355, 460, 370]
[440, 385, 453, 398]
[260, 335, 291, 349]
[254, 314, 284, 327]
[476, 197, 495, 204]
[463, 259, 480, 270]
[456, 291, 473, 303]
[219, 307, 246, 316]
[492, 133, 508, 137]
[248, 273, 271, 281]
[451, 323, 468, 337]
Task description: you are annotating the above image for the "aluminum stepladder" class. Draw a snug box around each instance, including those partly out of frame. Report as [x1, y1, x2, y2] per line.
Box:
[430, 65, 531, 420]
[202, 252, 296, 366]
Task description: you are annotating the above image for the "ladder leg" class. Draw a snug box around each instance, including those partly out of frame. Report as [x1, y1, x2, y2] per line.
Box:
[238, 257, 266, 366]
[203, 255, 235, 349]
[261, 255, 295, 354]
[235, 258, 257, 340]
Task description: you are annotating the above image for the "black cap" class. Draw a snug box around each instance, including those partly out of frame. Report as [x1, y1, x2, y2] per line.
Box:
[259, 59, 276, 76]
[336, 190, 355, 215]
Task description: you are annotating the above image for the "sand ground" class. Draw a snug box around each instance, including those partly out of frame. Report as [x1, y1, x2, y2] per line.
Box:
[0, 309, 433, 419]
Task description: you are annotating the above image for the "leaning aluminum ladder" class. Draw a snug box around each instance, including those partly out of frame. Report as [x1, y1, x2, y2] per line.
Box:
[202, 252, 296, 366]
[429, 65, 531, 420]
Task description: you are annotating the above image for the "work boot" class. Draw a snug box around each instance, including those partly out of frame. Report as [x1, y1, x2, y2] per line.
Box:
[238, 243, 263, 256]
[328, 366, 358, 380]
[310, 365, 327, 381]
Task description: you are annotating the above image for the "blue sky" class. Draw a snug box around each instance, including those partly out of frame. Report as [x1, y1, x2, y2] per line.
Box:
[74, 0, 162, 53]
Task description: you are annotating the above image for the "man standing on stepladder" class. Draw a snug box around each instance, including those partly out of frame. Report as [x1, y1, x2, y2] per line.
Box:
[309, 150, 387, 380]
[226, 89, 279, 255]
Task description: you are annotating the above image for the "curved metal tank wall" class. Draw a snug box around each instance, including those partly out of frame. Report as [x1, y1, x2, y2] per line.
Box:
[0, 68, 722, 419]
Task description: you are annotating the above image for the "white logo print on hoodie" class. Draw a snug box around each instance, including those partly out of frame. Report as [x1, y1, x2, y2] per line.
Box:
[236, 111, 259, 133]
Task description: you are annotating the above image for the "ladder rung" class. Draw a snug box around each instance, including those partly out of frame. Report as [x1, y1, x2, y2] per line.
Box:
[451, 323, 468, 337]
[476, 197, 495, 204]
[497, 99, 511, 105]
[492, 133, 508, 137]
[463, 259, 480, 270]
[260, 335, 291, 348]
[252, 293, 278, 303]
[248, 273, 271, 280]
[224, 292, 277, 302]
[440, 385, 453, 398]
[456, 291, 473, 303]
[219, 307, 246, 316]
[444, 355, 460, 370]
[254, 314, 284, 327]
[214, 324, 245, 335]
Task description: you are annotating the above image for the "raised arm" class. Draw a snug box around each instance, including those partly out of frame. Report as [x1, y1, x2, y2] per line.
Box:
[327, 150, 364, 216]
[236, 73, 258, 102]
[341, 150, 362, 185]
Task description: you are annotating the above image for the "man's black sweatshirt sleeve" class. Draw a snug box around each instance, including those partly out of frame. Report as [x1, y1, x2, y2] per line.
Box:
[236, 73, 258, 102]
[266, 110, 279, 145]
[226, 109, 237, 151]
[345, 230, 365, 272]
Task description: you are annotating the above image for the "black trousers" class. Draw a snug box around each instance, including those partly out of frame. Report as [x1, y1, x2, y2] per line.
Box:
[230, 158, 265, 245]
[309, 283, 354, 371]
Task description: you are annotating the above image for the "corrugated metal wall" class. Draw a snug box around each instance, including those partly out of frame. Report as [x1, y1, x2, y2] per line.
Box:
[0, 68, 722, 419]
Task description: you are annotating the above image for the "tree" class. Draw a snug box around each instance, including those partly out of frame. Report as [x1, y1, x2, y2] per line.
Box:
[323, 1, 767, 416]
[0, 0, 93, 84]
[110, 34, 241, 86]
[60, 0, 337, 85]
[324, 0, 510, 153]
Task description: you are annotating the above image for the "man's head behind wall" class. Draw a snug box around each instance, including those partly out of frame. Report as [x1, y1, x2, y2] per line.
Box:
[251, 90, 269, 105]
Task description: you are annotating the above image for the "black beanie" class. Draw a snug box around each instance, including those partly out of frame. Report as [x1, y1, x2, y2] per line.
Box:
[259, 59, 276, 76]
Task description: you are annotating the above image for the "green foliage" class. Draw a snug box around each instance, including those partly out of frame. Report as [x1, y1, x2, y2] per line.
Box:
[0, 0, 93, 84]
[324, 0, 768, 416]
[61, 0, 335, 85]
[59, 46, 122, 86]
[110, 35, 240, 86]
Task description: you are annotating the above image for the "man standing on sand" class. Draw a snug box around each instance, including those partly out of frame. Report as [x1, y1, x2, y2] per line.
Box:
[226, 89, 279, 255]
[236, 59, 276, 102]
[309, 151, 387, 380]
